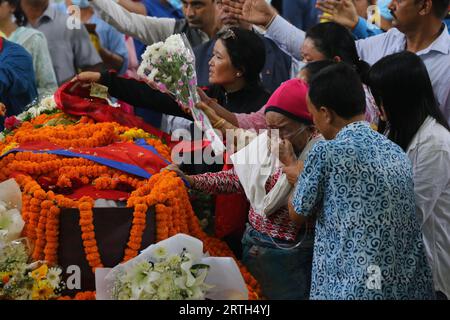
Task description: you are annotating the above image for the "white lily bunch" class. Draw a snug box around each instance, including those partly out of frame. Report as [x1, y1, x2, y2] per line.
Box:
[112, 245, 212, 300]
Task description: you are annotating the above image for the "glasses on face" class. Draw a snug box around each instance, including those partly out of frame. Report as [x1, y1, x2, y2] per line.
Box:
[218, 28, 237, 40]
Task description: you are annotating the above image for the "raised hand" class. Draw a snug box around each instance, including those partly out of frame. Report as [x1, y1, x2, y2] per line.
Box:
[222, 0, 277, 27]
[316, 0, 359, 29]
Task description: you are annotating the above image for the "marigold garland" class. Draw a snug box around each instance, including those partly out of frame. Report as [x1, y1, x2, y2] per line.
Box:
[78, 196, 103, 272]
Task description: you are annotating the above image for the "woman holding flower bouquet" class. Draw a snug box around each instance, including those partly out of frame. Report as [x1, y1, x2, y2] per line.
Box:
[76, 27, 270, 131]
[165, 79, 321, 300]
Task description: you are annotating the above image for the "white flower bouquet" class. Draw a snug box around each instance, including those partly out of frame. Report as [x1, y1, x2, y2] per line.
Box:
[95, 234, 248, 300]
[0, 239, 64, 300]
[137, 34, 225, 154]
[0, 179, 24, 243]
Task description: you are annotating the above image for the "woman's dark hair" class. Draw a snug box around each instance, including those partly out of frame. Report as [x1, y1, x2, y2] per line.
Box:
[309, 62, 366, 119]
[0, 0, 27, 26]
[301, 60, 336, 82]
[305, 22, 370, 83]
[216, 27, 266, 84]
[368, 51, 450, 151]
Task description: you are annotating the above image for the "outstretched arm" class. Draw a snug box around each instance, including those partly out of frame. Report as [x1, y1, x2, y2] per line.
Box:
[89, 0, 176, 45]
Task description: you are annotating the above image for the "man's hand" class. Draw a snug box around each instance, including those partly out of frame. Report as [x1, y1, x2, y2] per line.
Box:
[222, 0, 277, 27]
[316, 0, 359, 30]
[282, 160, 304, 186]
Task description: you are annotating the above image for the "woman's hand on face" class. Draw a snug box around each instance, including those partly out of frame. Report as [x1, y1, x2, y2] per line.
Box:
[72, 71, 101, 83]
[282, 160, 304, 186]
[276, 139, 297, 166]
[161, 164, 194, 186]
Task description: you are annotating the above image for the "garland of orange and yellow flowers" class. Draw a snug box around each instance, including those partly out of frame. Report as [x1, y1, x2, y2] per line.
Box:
[1, 113, 262, 299]
[14, 169, 262, 300]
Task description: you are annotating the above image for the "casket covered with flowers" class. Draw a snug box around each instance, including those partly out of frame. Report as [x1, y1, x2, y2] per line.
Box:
[0, 96, 262, 300]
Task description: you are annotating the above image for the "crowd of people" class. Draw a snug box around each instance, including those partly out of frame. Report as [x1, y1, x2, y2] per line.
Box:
[0, 0, 449, 300]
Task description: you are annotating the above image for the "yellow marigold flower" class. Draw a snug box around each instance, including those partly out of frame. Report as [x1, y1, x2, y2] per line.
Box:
[31, 281, 54, 300]
[30, 264, 48, 281]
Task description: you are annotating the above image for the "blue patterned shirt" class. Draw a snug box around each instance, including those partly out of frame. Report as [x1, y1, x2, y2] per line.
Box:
[292, 122, 435, 300]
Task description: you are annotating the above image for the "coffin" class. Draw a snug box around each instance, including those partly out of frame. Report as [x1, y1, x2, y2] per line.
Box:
[58, 207, 156, 294]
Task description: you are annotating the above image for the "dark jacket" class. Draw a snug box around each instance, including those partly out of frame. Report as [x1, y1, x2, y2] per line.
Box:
[100, 71, 269, 119]
[194, 34, 292, 94]
[0, 38, 38, 131]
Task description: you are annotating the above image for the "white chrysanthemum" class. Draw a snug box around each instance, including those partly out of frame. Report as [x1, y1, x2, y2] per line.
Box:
[27, 107, 38, 118]
[40, 96, 56, 110]
[46, 267, 62, 289]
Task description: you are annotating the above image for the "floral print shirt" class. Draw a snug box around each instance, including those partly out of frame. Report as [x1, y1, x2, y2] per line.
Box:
[292, 121, 435, 300]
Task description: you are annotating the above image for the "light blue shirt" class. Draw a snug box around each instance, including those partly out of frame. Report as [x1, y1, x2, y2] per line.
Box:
[265, 16, 450, 124]
[292, 121, 435, 300]
[352, 17, 384, 39]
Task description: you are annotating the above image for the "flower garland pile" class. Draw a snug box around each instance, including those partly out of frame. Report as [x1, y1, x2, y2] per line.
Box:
[0, 112, 262, 300]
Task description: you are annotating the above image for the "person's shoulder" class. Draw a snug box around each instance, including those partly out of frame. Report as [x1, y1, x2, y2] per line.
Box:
[193, 38, 214, 53]
[357, 27, 404, 47]
[307, 139, 331, 160]
[1, 39, 29, 55]
[19, 27, 46, 43]
[0, 39, 33, 66]
[419, 118, 450, 150]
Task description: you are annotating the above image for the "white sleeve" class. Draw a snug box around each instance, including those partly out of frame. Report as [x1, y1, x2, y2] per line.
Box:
[91, 0, 176, 45]
[411, 144, 450, 227]
[264, 15, 305, 61]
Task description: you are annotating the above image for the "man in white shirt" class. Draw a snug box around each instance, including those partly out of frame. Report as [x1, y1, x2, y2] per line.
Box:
[222, 0, 450, 125]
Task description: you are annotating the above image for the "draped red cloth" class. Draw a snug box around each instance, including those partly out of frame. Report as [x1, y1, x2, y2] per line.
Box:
[54, 80, 173, 144]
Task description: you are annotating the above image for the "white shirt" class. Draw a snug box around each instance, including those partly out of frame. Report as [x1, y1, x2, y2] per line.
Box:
[356, 27, 450, 125]
[407, 116, 450, 297]
[265, 16, 450, 125]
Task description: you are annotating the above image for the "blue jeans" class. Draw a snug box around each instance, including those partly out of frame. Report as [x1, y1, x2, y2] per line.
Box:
[241, 224, 314, 300]
[282, 0, 319, 31]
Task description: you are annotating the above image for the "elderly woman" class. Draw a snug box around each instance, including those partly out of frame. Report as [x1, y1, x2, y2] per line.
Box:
[168, 79, 321, 300]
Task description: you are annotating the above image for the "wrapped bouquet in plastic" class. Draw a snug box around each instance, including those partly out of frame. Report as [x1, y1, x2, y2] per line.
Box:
[95, 234, 248, 300]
